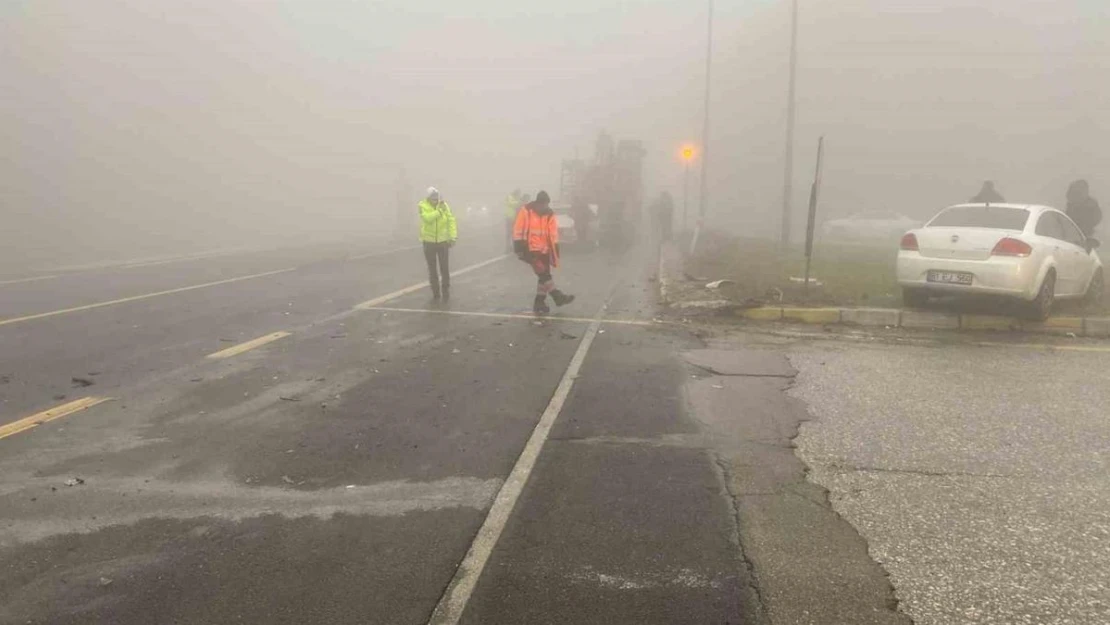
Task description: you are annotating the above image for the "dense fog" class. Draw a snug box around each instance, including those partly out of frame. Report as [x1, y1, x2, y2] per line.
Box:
[2, 0, 1106, 268]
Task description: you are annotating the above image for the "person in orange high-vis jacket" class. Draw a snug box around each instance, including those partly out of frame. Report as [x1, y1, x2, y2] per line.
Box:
[513, 190, 575, 315]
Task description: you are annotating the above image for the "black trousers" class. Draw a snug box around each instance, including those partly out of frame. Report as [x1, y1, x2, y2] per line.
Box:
[423, 242, 450, 295]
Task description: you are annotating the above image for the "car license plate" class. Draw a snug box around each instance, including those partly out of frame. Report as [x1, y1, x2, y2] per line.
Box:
[927, 270, 973, 285]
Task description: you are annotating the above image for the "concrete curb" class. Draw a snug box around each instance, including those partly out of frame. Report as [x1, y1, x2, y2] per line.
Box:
[734, 306, 1110, 338]
[655, 242, 1110, 338]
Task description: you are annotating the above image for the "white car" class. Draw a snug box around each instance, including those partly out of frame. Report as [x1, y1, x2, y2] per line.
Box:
[897, 203, 1103, 319]
[821, 211, 921, 244]
[551, 203, 598, 248]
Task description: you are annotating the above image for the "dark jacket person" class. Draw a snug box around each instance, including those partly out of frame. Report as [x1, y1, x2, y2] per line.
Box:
[1066, 179, 1102, 238]
[970, 181, 1005, 204]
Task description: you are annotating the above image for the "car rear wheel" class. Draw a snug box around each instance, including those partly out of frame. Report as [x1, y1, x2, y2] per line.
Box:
[1084, 268, 1105, 307]
[1027, 271, 1056, 321]
[902, 288, 930, 309]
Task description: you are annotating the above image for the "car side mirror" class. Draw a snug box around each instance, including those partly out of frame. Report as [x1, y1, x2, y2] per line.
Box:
[1086, 238, 1101, 252]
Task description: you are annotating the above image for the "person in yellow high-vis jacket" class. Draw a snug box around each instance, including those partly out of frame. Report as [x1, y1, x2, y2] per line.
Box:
[418, 187, 457, 301]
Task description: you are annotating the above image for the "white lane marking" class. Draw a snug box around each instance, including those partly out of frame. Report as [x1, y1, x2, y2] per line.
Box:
[353, 254, 509, 309]
[0, 268, 297, 328]
[348, 245, 422, 261]
[0, 275, 61, 287]
[363, 306, 656, 327]
[427, 304, 606, 625]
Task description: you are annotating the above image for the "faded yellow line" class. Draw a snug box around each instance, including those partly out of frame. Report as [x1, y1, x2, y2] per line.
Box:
[363, 306, 656, 327]
[0, 267, 296, 328]
[0, 274, 61, 286]
[0, 397, 113, 441]
[206, 331, 292, 359]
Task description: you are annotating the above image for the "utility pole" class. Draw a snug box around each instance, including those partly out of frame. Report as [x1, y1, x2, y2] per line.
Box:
[690, 0, 714, 255]
[680, 145, 695, 230]
[779, 0, 799, 248]
[683, 160, 691, 230]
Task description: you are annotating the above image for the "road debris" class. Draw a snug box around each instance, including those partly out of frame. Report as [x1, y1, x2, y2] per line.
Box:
[64, 477, 85, 487]
[71, 377, 94, 388]
[279, 396, 301, 402]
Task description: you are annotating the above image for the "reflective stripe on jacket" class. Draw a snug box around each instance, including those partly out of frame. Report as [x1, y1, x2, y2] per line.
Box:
[418, 199, 457, 243]
[513, 204, 559, 267]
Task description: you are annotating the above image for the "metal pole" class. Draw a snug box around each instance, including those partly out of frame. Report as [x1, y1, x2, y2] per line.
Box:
[683, 162, 690, 231]
[690, 0, 713, 255]
[780, 0, 799, 248]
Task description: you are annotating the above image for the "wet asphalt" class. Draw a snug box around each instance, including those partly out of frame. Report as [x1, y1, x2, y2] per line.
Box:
[0, 226, 772, 624]
[3, 223, 1105, 624]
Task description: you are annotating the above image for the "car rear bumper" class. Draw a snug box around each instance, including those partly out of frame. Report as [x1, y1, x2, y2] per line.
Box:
[558, 228, 578, 245]
[896, 252, 1038, 300]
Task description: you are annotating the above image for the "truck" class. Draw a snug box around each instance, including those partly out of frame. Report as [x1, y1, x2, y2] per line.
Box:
[558, 131, 646, 252]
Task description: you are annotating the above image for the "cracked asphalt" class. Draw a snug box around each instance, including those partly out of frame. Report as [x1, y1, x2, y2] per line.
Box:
[787, 337, 1110, 625]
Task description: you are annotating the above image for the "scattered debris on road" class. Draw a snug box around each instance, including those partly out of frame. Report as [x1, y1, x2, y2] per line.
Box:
[71, 377, 94, 388]
[279, 396, 301, 402]
[63, 477, 85, 487]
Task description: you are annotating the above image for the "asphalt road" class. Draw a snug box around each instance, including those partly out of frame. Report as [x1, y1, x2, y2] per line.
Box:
[1, 224, 786, 625]
[5, 223, 1102, 624]
[785, 335, 1110, 625]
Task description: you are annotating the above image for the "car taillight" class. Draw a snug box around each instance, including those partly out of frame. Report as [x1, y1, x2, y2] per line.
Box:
[991, 237, 1032, 257]
[900, 233, 919, 251]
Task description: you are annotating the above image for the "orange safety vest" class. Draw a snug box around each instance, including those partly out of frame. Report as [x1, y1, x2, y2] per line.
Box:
[513, 205, 560, 266]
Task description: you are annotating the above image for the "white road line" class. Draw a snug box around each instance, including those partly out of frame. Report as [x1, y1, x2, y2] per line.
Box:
[362, 306, 656, 326]
[0, 275, 61, 287]
[353, 254, 509, 310]
[0, 267, 296, 328]
[348, 245, 421, 261]
[427, 304, 606, 625]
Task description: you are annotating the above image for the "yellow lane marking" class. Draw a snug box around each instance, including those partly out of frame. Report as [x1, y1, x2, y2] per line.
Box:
[0, 397, 113, 441]
[363, 306, 656, 327]
[0, 267, 296, 328]
[354, 254, 510, 309]
[206, 331, 292, 359]
[0, 275, 61, 286]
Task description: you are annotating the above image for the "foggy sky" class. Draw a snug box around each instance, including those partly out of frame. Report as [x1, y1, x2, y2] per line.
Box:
[3, 0, 1107, 264]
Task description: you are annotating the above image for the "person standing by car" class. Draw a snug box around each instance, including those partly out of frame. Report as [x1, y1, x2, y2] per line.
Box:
[970, 181, 1005, 204]
[418, 187, 457, 302]
[513, 190, 575, 314]
[1066, 179, 1102, 238]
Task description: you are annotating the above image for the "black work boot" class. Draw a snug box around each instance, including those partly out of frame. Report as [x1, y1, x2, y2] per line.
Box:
[430, 285, 441, 302]
[551, 290, 575, 307]
[442, 284, 450, 302]
[533, 295, 550, 315]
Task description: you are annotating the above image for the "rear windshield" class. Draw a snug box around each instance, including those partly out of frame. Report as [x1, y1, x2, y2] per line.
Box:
[928, 206, 1029, 230]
